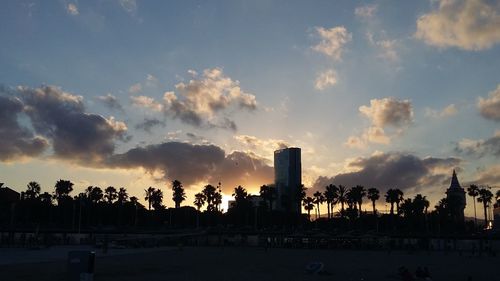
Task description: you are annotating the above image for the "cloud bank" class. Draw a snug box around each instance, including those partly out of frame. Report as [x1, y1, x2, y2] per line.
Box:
[312, 152, 461, 195]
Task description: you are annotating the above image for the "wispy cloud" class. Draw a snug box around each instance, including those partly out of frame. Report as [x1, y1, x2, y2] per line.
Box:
[314, 69, 338, 90]
[312, 26, 352, 61]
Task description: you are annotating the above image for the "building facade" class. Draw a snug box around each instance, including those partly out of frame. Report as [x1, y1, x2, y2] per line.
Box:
[274, 147, 302, 214]
[446, 170, 466, 223]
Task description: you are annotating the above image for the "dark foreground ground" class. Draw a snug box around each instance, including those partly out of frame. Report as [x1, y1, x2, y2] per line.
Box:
[1, 246, 498, 281]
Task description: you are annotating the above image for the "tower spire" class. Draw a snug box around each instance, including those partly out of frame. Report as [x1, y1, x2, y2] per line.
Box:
[449, 169, 461, 189]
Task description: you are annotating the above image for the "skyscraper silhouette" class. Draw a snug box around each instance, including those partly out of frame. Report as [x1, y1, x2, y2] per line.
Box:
[274, 147, 302, 213]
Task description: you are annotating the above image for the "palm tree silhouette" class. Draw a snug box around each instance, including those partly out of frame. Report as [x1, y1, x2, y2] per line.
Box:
[496, 190, 500, 206]
[259, 185, 276, 212]
[467, 184, 479, 227]
[477, 188, 493, 226]
[86, 186, 103, 204]
[144, 186, 155, 210]
[194, 192, 206, 211]
[104, 186, 117, 204]
[54, 179, 74, 204]
[26, 181, 41, 199]
[313, 191, 324, 219]
[323, 184, 338, 219]
[413, 194, 429, 215]
[350, 185, 366, 216]
[385, 189, 404, 215]
[337, 185, 348, 217]
[151, 188, 164, 210]
[117, 187, 128, 204]
[302, 196, 315, 220]
[172, 180, 186, 208]
[232, 185, 248, 206]
[367, 188, 380, 215]
[202, 184, 217, 212]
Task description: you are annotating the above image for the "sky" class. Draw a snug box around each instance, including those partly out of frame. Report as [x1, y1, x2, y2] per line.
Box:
[0, 0, 499, 215]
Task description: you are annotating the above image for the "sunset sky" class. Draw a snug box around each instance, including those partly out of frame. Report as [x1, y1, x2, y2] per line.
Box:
[1, 0, 499, 215]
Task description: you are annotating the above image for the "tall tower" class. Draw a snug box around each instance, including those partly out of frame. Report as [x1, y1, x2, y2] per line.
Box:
[446, 169, 466, 222]
[274, 147, 302, 213]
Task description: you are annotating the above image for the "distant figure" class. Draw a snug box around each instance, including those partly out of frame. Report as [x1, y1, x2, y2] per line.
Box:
[398, 267, 414, 281]
[423, 267, 431, 280]
[103, 235, 109, 254]
[415, 267, 424, 279]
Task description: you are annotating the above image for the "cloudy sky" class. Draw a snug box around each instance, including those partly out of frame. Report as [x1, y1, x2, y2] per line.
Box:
[1, 0, 499, 214]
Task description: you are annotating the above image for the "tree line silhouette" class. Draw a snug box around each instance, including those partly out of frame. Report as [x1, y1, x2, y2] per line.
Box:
[0, 180, 498, 234]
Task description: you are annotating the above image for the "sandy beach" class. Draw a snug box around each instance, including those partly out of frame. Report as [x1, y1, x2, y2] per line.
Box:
[1, 245, 498, 281]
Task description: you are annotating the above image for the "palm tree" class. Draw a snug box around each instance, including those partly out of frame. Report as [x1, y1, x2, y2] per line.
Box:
[144, 186, 155, 210]
[302, 196, 315, 220]
[232, 185, 248, 207]
[54, 179, 74, 204]
[214, 189, 223, 212]
[151, 189, 164, 210]
[26, 181, 41, 199]
[400, 198, 413, 218]
[477, 188, 493, 227]
[86, 186, 103, 204]
[413, 194, 429, 216]
[467, 184, 479, 226]
[104, 186, 117, 204]
[194, 192, 206, 211]
[313, 191, 324, 219]
[202, 184, 217, 212]
[323, 184, 338, 219]
[117, 187, 128, 204]
[337, 185, 348, 216]
[259, 185, 276, 211]
[350, 185, 366, 216]
[496, 190, 500, 206]
[39, 192, 53, 205]
[367, 188, 380, 215]
[385, 189, 404, 215]
[172, 180, 186, 208]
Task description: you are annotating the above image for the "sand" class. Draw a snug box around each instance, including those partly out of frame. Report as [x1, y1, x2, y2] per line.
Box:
[0, 246, 498, 281]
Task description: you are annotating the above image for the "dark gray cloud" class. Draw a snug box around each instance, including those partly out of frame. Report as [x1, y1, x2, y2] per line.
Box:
[106, 142, 273, 192]
[17, 86, 128, 163]
[97, 93, 124, 112]
[454, 131, 500, 158]
[135, 118, 166, 134]
[208, 151, 273, 192]
[312, 152, 461, 195]
[0, 93, 48, 161]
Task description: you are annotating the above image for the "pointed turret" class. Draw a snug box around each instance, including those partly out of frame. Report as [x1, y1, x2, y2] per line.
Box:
[446, 169, 466, 223]
[449, 169, 462, 189]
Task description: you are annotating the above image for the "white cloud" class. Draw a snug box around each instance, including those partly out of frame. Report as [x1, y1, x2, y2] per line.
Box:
[478, 84, 500, 121]
[425, 104, 458, 118]
[314, 69, 338, 90]
[128, 83, 142, 95]
[118, 0, 137, 15]
[367, 32, 400, 62]
[131, 95, 163, 112]
[355, 4, 378, 20]
[415, 0, 500, 50]
[67, 3, 79, 16]
[359, 98, 413, 128]
[131, 68, 257, 131]
[345, 98, 414, 148]
[312, 26, 352, 60]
